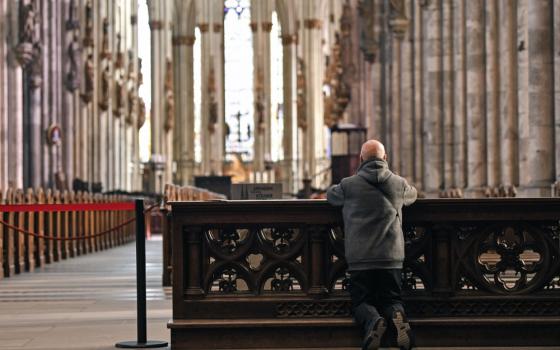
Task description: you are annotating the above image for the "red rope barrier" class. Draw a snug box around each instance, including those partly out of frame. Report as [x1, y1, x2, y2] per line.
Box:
[0, 202, 136, 213]
[0, 203, 159, 241]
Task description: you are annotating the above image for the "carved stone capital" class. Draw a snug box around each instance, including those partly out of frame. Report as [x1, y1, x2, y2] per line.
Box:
[389, 17, 409, 40]
[198, 23, 209, 33]
[15, 42, 34, 66]
[149, 20, 163, 30]
[262, 22, 273, 32]
[172, 35, 196, 46]
[281, 34, 297, 45]
[213, 23, 222, 33]
[249, 22, 258, 32]
[130, 15, 137, 25]
[304, 19, 323, 30]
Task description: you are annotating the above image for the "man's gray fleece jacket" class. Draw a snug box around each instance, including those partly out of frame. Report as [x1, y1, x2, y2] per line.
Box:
[327, 158, 417, 271]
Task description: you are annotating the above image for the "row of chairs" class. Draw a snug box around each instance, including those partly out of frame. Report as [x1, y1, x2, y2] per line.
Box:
[0, 187, 135, 279]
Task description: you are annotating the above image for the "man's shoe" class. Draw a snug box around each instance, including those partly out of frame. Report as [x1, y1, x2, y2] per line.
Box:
[363, 317, 386, 350]
[391, 310, 414, 350]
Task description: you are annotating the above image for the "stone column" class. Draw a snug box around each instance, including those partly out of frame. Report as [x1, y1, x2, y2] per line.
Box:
[499, 0, 518, 195]
[302, 6, 328, 187]
[555, 0, 560, 195]
[452, 0, 466, 193]
[199, 21, 211, 175]
[400, 1, 413, 181]
[523, 0, 555, 196]
[0, 0, 6, 189]
[465, 0, 486, 197]
[210, 15, 224, 176]
[390, 34, 401, 174]
[8, 0, 23, 189]
[282, 33, 298, 195]
[517, 0, 530, 191]
[413, 0, 424, 188]
[485, 0, 500, 195]
[422, 0, 443, 195]
[442, 0, 454, 194]
[147, 0, 165, 192]
[250, 10, 263, 181]
[172, 34, 196, 185]
[63, 0, 80, 190]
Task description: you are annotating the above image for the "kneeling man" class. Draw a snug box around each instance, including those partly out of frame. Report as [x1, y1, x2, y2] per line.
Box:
[327, 140, 417, 350]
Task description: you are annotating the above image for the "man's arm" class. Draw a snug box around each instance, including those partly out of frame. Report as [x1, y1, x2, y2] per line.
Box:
[403, 180, 417, 207]
[327, 183, 345, 207]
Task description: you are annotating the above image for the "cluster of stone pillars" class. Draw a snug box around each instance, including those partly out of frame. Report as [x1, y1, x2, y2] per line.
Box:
[149, 0, 351, 194]
[0, 0, 142, 192]
[360, 0, 560, 198]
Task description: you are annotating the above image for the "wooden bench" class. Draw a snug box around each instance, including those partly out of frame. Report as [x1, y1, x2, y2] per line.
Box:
[1, 187, 136, 279]
[167, 198, 560, 348]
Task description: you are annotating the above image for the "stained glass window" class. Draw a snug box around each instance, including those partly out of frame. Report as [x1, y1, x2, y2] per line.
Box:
[224, 0, 253, 161]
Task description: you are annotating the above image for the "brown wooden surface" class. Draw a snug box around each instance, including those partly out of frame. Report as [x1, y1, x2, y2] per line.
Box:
[0, 187, 136, 279]
[168, 198, 560, 348]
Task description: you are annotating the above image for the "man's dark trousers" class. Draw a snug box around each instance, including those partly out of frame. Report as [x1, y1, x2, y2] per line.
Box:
[349, 269, 404, 335]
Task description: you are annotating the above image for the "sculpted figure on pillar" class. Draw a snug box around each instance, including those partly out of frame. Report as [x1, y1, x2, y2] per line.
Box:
[113, 76, 126, 117]
[126, 52, 137, 125]
[83, 1, 94, 47]
[66, 32, 81, 92]
[207, 66, 218, 133]
[16, 0, 38, 65]
[113, 35, 126, 117]
[254, 68, 265, 131]
[29, 43, 42, 89]
[389, 0, 409, 40]
[296, 58, 307, 130]
[98, 65, 110, 110]
[323, 34, 350, 128]
[164, 59, 174, 132]
[81, 53, 94, 103]
[357, 0, 379, 62]
[100, 18, 111, 60]
[138, 98, 146, 130]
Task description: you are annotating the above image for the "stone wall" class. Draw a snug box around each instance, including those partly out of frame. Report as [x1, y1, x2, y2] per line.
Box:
[351, 0, 559, 198]
[0, 0, 142, 193]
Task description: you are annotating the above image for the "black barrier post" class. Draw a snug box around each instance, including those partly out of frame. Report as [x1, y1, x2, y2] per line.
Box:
[116, 199, 168, 349]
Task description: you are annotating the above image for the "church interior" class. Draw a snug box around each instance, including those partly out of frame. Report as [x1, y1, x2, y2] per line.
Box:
[0, 0, 559, 198]
[0, 0, 560, 349]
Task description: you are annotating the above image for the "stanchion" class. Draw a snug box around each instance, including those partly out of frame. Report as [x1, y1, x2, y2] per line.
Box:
[116, 199, 168, 349]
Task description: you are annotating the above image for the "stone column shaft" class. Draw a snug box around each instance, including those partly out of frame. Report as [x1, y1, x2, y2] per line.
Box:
[499, 0, 518, 189]
[423, 1, 443, 193]
[555, 0, 560, 190]
[282, 38, 298, 194]
[303, 14, 327, 187]
[486, 0, 500, 190]
[413, 1, 424, 187]
[442, 0, 454, 191]
[452, 0, 466, 190]
[401, 3, 414, 181]
[391, 38, 401, 175]
[0, 0, 6, 189]
[465, 0, 486, 196]
[173, 34, 195, 185]
[525, 0, 555, 194]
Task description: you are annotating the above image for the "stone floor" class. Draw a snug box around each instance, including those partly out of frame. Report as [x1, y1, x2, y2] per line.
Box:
[0, 237, 557, 350]
[0, 237, 171, 350]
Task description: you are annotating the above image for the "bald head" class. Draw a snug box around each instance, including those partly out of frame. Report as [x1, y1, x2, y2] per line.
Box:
[360, 139, 387, 162]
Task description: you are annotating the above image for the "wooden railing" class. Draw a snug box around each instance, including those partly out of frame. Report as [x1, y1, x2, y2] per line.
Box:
[0, 188, 135, 279]
[161, 184, 226, 286]
[167, 199, 560, 349]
